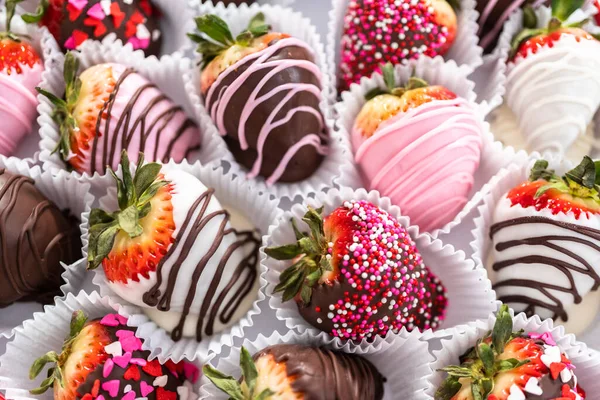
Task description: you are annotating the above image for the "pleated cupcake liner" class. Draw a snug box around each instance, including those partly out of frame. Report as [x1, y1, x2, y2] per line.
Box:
[333, 57, 527, 239]
[200, 328, 434, 400]
[263, 186, 499, 353]
[327, 0, 483, 103]
[79, 159, 282, 363]
[183, 1, 353, 201]
[422, 310, 600, 398]
[0, 291, 204, 400]
[0, 157, 93, 340]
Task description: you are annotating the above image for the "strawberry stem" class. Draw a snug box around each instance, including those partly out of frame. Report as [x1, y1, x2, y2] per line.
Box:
[365, 63, 430, 101]
[21, 0, 49, 24]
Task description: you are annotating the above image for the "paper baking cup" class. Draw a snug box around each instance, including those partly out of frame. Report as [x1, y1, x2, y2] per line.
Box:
[37, 35, 217, 188]
[264, 186, 498, 352]
[333, 57, 527, 239]
[200, 329, 434, 400]
[83, 159, 282, 363]
[423, 310, 600, 398]
[0, 291, 204, 400]
[327, 0, 483, 102]
[184, 1, 350, 201]
[0, 157, 93, 340]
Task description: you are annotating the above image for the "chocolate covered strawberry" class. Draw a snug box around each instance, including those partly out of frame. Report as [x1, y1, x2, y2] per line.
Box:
[505, 0, 600, 154]
[0, 0, 44, 156]
[22, 0, 162, 54]
[489, 156, 600, 335]
[37, 52, 200, 175]
[204, 343, 385, 400]
[189, 13, 328, 185]
[338, 0, 459, 92]
[29, 310, 199, 400]
[266, 200, 447, 341]
[350, 63, 482, 233]
[87, 152, 261, 342]
[435, 305, 586, 400]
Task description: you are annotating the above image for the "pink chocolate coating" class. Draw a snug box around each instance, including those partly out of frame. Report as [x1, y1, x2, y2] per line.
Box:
[352, 98, 483, 232]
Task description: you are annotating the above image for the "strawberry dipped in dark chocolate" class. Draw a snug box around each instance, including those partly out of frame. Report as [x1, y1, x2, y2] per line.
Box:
[190, 13, 328, 185]
[266, 200, 447, 342]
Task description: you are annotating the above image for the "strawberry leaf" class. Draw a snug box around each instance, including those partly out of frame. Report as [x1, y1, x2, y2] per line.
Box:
[529, 159, 555, 181]
[300, 285, 312, 305]
[239, 347, 258, 396]
[523, 5, 538, 29]
[477, 343, 495, 376]
[29, 351, 58, 380]
[21, 0, 49, 23]
[89, 208, 116, 226]
[433, 376, 462, 400]
[69, 311, 87, 340]
[480, 378, 494, 397]
[496, 358, 530, 372]
[471, 382, 484, 400]
[134, 162, 163, 199]
[195, 14, 235, 46]
[4, 0, 25, 32]
[265, 243, 302, 260]
[492, 305, 513, 353]
[565, 155, 596, 189]
[254, 389, 275, 400]
[382, 63, 396, 93]
[118, 205, 142, 238]
[552, 0, 585, 22]
[291, 218, 307, 240]
[202, 365, 244, 400]
[438, 366, 474, 378]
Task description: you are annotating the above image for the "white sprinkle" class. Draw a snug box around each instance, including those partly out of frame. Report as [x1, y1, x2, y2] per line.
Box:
[104, 341, 122, 357]
[100, 0, 112, 15]
[177, 386, 190, 400]
[152, 29, 161, 41]
[317, 318, 323, 324]
[153, 376, 168, 388]
[124, 385, 132, 394]
[508, 384, 526, 400]
[136, 24, 151, 40]
[561, 367, 572, 383]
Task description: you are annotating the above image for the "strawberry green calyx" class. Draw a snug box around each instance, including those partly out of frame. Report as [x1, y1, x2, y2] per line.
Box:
[265, 207, 333, 305]
[35, 52, 82, 164]
[21, 0, 49, 24]
[435, 305, 529, 400]
[365, 62, 428, 101]
[203, 347, 275, 400]
[29, 310, 88, 394]
[1, 0, 26, 41]
[188, 12, 271, 69]
[87, 151, 168, 270]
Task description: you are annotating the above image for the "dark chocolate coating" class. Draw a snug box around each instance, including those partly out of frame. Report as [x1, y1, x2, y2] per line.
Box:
[0, 169, 81, 308]
[206, 41, 327, 183]
[41, 0, 162, 56]
[254, 344, 385, 400]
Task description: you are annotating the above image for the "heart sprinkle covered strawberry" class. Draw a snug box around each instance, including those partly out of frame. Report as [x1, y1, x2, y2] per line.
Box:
[435, 305, 585, 400]
[29, 310, 199, 400]
[37, 52, 200, 175]
[351, 63, 482, 233]
[204, 344, 385, 400]
[189, 13, 328, 185]
[338, 0, 459, 93]
[489, 157, 600, 334]
[266, 200, 447, 341]
[87, 152, 261, 342]
[0, 0, 44, 156]
[22, 0, 162, 54]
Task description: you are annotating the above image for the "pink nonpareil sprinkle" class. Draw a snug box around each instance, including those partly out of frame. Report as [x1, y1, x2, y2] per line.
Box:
[140, 381, 154, 397]
[100, 314, 120, 327]
[120, 335, 142, 353]
[116, 329, 134, 339]
[130, 358, 148, 367]
[64, 36, 76, 50]
[113, 352, 132, 369]
[101, 380, 120, 397]
[121, 390, 136, 400]
[103, 358, 114, 378]
[68, 0, 88, 11]
[87, 3, 106, 20]
[529, 331, 557, 346]
[127, 37, 150, 50]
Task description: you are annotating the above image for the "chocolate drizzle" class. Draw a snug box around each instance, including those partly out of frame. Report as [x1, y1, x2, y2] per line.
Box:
[0, 169, 81, 307]
[490, 215, 600, 321]
[142, 188, 260, 341]
[254, 344, 385, 400]
[89, 67, 200, 174]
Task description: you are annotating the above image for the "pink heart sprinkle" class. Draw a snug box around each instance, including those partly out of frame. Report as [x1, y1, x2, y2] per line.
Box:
[101, 380, 120, 397]
[87, 3, 105, 20]
[140, 381, 154, 397]
[130, 358, 147, 367]
[100, 314, 119, 327]
[116, 314, 128, 325]
[68, 0, 88, 11]
[183, 363, 200, 383]
[97, 396, 105, 400]
[103, 358, 114, 378]
[64, 36, 76, 50]
[120, 336, 142, 353]
[116, 330, 134, 339]
[113, 352, 132, 369]
[127, 37, 150, 50]
[121, 390, 136, 400]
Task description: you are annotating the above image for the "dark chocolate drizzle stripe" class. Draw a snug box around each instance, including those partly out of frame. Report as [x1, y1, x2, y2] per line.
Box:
[490, 215, 600, 321]
[90, 68, 200, 174]
[142, 188, 260, 341]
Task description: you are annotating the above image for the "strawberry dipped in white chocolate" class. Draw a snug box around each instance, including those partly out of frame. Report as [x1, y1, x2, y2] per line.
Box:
[351, 64, 483, 233]
[38, 53, 201, 175]
[87, 152, 261, 342]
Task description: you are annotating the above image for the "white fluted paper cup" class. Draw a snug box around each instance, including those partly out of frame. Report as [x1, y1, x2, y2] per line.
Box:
[0, 291, 204, 400]
[82, 159, 282, 362]
[184, 1, 350, 201]
[200, 329, 434, 400]
[0, 157, 93, 340]
[327, 0, 483, 101]
[38, 35, 216, 188]
[264, 186, 498, 352]
[423, 310, 600, 398]
[333, 57, 526, 239]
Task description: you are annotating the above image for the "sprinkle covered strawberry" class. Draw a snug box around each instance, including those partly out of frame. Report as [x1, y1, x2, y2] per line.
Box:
[203, 344, 385, 400]
[266, 200, 447, 341]
[435, 305, 585, 400]
[338, 0, 459, 93]
[29, 310, 199, 400]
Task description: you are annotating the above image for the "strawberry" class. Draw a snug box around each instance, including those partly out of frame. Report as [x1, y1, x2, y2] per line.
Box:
[203, 344, 385, 400]
[354, 63, 457, 138]
[266, 200, 447, 341]
[435, 305, 585, 400]
[36, 52, 201, 175]
[338, 0, 459, 93]
[29, 310, 197, 400]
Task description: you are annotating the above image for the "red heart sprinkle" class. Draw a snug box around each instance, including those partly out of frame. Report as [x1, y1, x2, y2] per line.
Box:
[124, 365, 141, 381]
[91, 379, 100, 398]
[83, 17, 107, 37]
[156, 387, 176, 400]
[81, 394, 93, 400]
[130, 10, 145, 25]
[72, 30, 89, 48]
[110, 2, 125, 28]
[139, 0, 152, 16]
[142, 359, 162, 377]
[550, 362, 566, 380]
[66, 3, 83, 21]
